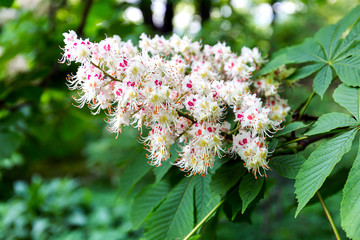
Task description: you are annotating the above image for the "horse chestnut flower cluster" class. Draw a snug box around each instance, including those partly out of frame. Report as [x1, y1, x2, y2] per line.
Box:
[61, 30, 290, 177]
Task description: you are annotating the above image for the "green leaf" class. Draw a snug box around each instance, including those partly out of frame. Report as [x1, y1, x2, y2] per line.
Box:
[153, 144, 177, 182]
[333, 55, 360, 87]
[259, 38, 326, 75]
[275, 121, 308, 137]
[198, 213, 218, 240]
[341, 139, 360, 240]
[269, 154, 306, 179]
[153, 160, 172, 183]
[316, 5, 360, 60]
[145, 178, 195, 240]
[335, 20, 360, 59]
[290, 63, 325, 80]
[118, 154, 151, 197]
[211, 160, 246, 196]
[130, 181, 170, 229]
[333, 84, 360, 121]
[286, 38, 327, 63]
[295, 128, 358, 217]
[188, 235, 201, 240]
[314, 25, 338, 60]
[0, 0, 14, 7]
[223, 189, 246, 222]
[239, 173, 264, 213]
[305, 112, 358, 136]
[194, 175, 220, 224]
[0, 132, 21, 159]
[267, 139, 278, 153]
[313, 65, 333, 98]
[333, 5, 360, 58]
[257, 54, 288, 75]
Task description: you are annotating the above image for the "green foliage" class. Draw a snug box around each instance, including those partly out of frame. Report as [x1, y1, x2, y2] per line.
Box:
[0, 177, 139, 240]
[275, 121, 308, 137]
[333, 84, 360, 121]
[130, 181, 170, 229]
[312, 65, 332, 98]
[152, 144, 178, 182]
[262, 5, 360, 98]
[194, 175, 220, 224]
[1, 1, 360, 239]
[239, 174, 264, 213]
[0, 0, 13, 7]
[295, 129, 358, 217]
[260, 9, 360, 238]
[269, 154, 306, 179]
[118, 152, 152, 197]
[211, 160, 246, 196]
[289, 63, 324, 81]
[144, 178, 195, 240]
[341, 141, 360, 240]
[305, 112, 358, 136]
[0, 132, 21, 159]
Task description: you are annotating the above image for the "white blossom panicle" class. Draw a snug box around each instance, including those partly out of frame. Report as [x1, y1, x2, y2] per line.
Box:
[60, 30, 291, 178]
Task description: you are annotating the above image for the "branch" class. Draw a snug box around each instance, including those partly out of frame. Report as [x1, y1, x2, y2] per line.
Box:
[90, 61, 122, 82]
[77, 0, 94, 37]
[177, 110, 196, 123]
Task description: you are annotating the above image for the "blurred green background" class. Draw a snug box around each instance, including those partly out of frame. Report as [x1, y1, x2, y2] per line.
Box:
[0, 0, 359, 239]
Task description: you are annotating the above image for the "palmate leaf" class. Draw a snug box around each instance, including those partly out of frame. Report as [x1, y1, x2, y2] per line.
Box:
[314, 6, 360, 88]
[269, 154, 306, 179]
[305, 112, 358, 136]
[295, 128, 358, 217]
[315, 5, 360, 59]
[130, 181, 170, 229]
[341, 138, 360, 240]
[194, 175, 220, 224]
[333, 84, 360, 121]
[239, 173, 264, 213]
[144, 177, 195, 240]
[261, 6, 360, 96]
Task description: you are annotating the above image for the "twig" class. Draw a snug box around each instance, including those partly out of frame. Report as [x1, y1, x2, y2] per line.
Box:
[177, 110, 196, 123]
[90, 61, 122, 82]
[77, 0, 94, 37]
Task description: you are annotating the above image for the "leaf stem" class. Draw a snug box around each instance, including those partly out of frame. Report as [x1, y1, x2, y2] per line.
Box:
[90, 61, 122, 82]
[316, 191, 341, 240]
[183, 199, 225, 240]
[283, 136, 309, 145]
[177, 110, 196, 123]
[175, 122, 194, 142]
[279, 128, 350, 148]
[299, 91, 315, 119]
[175, 91, 189, 104]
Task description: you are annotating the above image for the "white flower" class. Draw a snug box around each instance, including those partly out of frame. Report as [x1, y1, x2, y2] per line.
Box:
[61, 30, 289, 178]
